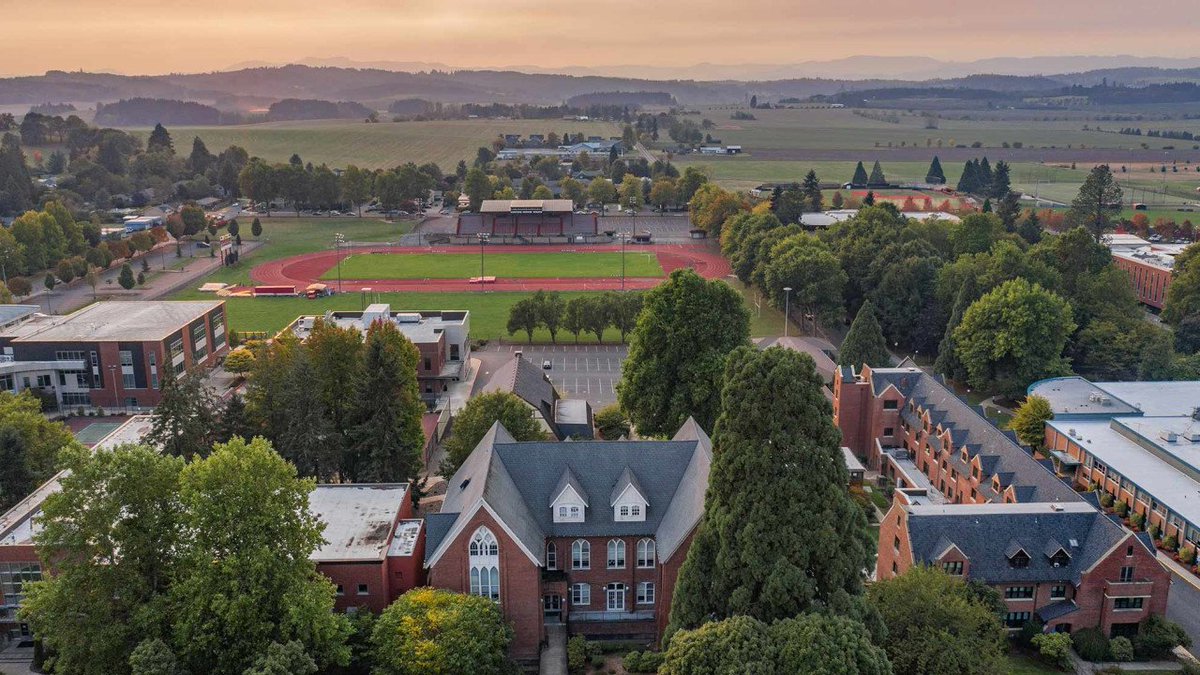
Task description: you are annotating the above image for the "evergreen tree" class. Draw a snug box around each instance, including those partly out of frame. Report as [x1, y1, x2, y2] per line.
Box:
[981, 198, 992, 213]
[118, 263, 135, 289]
[0, 427, 33, 512]
[863, 191, 876, 206]
[1018, 209, 1043, 244]
[851, 161, 869, 187]
[1069, 164, 1123, 241]
[868, 160, 887, 187]
[146, 367, 218, 459]
[277, 351, 339, 479]
[214, 393, 256, 444]
[957, 159, 979, 194]
[933, 278, 978, 383]
[668, 346, 873, 633]
[187, 137, 214, 175]
[346, 321, 425, 484]
[925, 156, 946, 184]
[978, 156, 993, 187]
[251, 217, 263, 237]
[147, 123, 173, 155]
[995, 192, 1021, 232]
[838, 300, 891, 369]
[801, 170, 822, 211]
[989, 160, 1011, 198]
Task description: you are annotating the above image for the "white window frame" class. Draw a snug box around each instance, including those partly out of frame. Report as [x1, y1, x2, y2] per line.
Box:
[572, 539, 590, 570]
[546, 541, 557, 570]
[606, 583, 626, 612]
[637, 539, 656, 568]
[607, 539, 626, 569]
[637, 581, 655, 605]
[571, 583, 590, 606]
[468, 527, 500, 602]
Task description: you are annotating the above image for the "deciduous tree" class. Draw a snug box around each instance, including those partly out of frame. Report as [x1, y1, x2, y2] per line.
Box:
[441, 391, 548, 474]
[371, 588, 512, 675]
[1011, 395, 1053, 451]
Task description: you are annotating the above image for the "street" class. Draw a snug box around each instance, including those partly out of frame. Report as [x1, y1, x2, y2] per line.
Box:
[1167, 568, 1200, 657]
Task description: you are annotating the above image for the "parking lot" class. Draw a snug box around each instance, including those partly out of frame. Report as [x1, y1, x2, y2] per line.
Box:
[475, 343, 628, 408]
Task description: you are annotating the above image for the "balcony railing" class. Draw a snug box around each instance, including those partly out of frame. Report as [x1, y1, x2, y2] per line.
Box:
[570, 610, 654, 622]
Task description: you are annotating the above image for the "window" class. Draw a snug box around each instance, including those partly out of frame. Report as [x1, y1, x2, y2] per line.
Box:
[55, 350, 84, 362]
[631, 505, 640, 517]
[571, 583, 590, 606]
[546, 542, 557, 570]
[468, 527, 500, 602]
[61, 392, 90, 406]
[572, 540, 590, 570]
[1050, 585, 1067, 599]
[883, 427, 894, 437]
[1004, 611, 1032, 628]
[607, 539, 626, 569]
[35, 374, 52, 388]
[1119, 566, 1134, 583]
[335, 584, 344, 596]
[1005, 586, 1035, 599]
[637, 582, 655, 605]
[0, 562, 41, 621]
[1114, 597, 1144, 610]
[637, 539, 656, 568]
[1126, 545, 1134, 557]
[883, 400, 899, 410]
[357, 583, 369, 596]
[558, 506, 568, 518]
[149, 352, 158, 389]
[606, 583, 625, 612]
[942, 561, 963, 575]
[1009, 551, 1030, 569]
[893, 536, 901, 553]
[0, 374, 13, 392]
[620, 505, 629, 518]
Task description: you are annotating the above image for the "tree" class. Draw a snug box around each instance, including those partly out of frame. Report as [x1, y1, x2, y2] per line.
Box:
[84, 266, 100, 298]
[839, 300, 891, 368]
[118, 263, 135, 289]
[620, 174, 644, 210]
[146, 367, 218, 459]
[868, 160, 887, 187]
[239, 159, 278, 216]
[582, 295, 612, 343]
[1069, 164, 1123, 241]
[801, 169, 823, 211]
[1165, 243, 1200, 325]
[587, 177, 618, 206]
[562, 297, 589, 343]
[863, 191, 876, 206]
[242, 641, 317, 675]
[1010, 395, 1054, 450]
[147, 123, 173, 154]
[669, 346, 873, 632]
[371, 588, 512, 675]
[21, 445, 187, 675]
[1133, 615, 1192, 659]
[689, 183, 747, 236]
[0, 427, 33, 512]
[770, 614, 892, 675]
[868, 566, 1006, 675]
[607, 291, 643, 342]
[169, 438, 351, 675]
[989, 160, 1011, 198]
[1030, 633, 1072, 670]
[214, 393, 256, 445]
[506, 297, 542, 343]
[954, 279, 1076, 399]
[618, 269, 750, 435]
[346, 321, 425, 483]
[851, 161, 869, 187]
[42, 271, 55, 292]
[251, 217, 262, 238]
[441, 392, 548, 474]
[761, 234, 847, 332]
[533, 290, 565, 343]
[660, 615, 775, 675]
[129, 638, 183, 675]
[925, 156, 946, 184]
[559, 176, 585, 207]
[995, 192, 1021, 232]
[339, 165, 373, 216]
[463, 167, 491, 211]
[593, 403, 630, 440]
[275, 350, 340, 479]
[650, 179, 679, 210]
[1176, 313, 1200, 353]
[1018, 209, 1042, 244]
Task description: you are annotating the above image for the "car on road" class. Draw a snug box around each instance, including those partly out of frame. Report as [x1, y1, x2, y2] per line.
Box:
[542, 360, 552, 370]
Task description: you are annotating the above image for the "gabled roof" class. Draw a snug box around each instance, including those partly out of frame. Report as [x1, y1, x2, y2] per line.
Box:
[610, 467, 646, 506]
[427, 418, 712, 567]
[906, 502, 1133, 584]
[552, 466, 589, 507]
[483, 356, 560, 437]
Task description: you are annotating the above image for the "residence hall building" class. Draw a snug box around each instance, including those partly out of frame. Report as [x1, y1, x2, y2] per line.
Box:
[1030, 376, 1200, 562]
[455, 199, 598, 237]
[833, 361, 1079, 506]
[424, 419, 712, 662]
[288, 305, 470, 404]
[0, 301, 227, 410]
[878, 500, 1170, 637]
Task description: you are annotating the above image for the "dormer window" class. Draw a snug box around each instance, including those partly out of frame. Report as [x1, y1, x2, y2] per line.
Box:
[1050, 550, 1071, 568]
[611, 466, 648, 522]
[1010, 551, 1030, 568]
[551, 467, 588, 523]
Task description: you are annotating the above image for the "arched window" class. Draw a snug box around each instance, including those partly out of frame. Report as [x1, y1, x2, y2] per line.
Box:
[546, 541, 558, 570]
[468, 527, 500, 601]
[607, 539, 626, 569]
[637, 539, 656, 568]
[572, 539, 590, 570]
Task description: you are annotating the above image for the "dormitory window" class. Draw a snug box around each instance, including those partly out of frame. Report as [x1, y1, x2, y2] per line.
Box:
[1004, 586, 1034, 599]
[637, 582, 655, 605]
[606, 583, 626, 612]
[1004, 612, 1032, 628]
[1120, 566, 1134, 582]
[607, 540, 626, 569]
[571, 583, 590, 605]
[357, 584, 369, 596]
[883, 427, 894, 437]
[942, 561, 963, 575]
[546, 542, 557, 570]
[1051, 585, 1067, 599]
[1114, 597, 1144, 610]
[572, 540, 590, 570]
[883, 400, 899, 410]
[620, 505, 629, 518]
[335, 584, 344, 596]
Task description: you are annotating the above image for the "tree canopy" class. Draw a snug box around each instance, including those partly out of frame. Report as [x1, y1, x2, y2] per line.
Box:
[441, 391, 548, 474]
[370, 588, 513, 675]
[1069, 164, 1122, 241]
[1010, 395, 1054, 450]
[839, 300, 891, 369]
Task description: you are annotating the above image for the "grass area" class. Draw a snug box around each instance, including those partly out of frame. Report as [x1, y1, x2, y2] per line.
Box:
[126, 118, 620, 170]
[726, 278, 789, 338]
[322, 251, 664, 280]
[1004, 650, 1065, 675]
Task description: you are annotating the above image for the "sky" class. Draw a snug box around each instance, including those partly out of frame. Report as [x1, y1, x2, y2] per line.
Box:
[3, 0, 1199, 76]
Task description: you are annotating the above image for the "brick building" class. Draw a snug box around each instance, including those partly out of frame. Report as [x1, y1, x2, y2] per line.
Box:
[877, 500, 1170, 637]
[833, 362, 1078, 505]
[1111, 250, 1176, 310]
[424, 419, 711, 663]
[288, 305, 470, 405]
[0, 301, 228, 410]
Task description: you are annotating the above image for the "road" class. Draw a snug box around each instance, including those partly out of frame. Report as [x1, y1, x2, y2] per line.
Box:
[474, 343, 627, 409]
[1167, 568, 1200, 657]
[633, 142, 657, 165]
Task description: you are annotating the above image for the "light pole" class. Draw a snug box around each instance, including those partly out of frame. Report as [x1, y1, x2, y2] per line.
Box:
[783, 287, 793, 338]
[619, 232, 629, 292]
[477, 232, 490, 291]
[333, 232, 345, 293]
[107, 364, 122, 412]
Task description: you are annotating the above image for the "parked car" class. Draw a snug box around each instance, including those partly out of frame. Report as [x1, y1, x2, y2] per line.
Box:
[542, 360, 552, 370]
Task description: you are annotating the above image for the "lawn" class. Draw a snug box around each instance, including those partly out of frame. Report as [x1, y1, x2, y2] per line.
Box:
[1004, 650, 1064, 675]
[321, 252, 665, 280]
[126, 118, 621, 170]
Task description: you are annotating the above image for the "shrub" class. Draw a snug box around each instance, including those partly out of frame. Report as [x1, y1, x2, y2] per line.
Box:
[567, 636, 589, 672]
[1109, 636, 1134, 662]
[1019, 619, 1045, 647]
[1149, 523, 1160, 539]
[1131, 512, 1145, 529]
[1115, 500, 1129, 517]
[624, 651, 643, 672]
[636, 652, 664, 672]
[1133, 615, 1191, 659]
[1032, 632, 1073, 670]
[595, 403, 631, 440]
[1164, 535, 1179, 552]
[1072, 627, 1111, 661]
[1181, 546, 1196, 565]
[1100, 493, 1114, 508]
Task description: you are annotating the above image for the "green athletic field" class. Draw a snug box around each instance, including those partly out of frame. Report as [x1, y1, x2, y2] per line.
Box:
[320, 252, 665, 280]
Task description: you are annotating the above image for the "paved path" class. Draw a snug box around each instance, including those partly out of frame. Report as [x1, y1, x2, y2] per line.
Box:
[539, 622, 567, 675]
[1161, 552, 1200, 659]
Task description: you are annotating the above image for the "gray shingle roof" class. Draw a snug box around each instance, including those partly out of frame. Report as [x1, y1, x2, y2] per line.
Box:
[906, 502, 1131, 585]
[484, 356, 560, 437]
[610, 466, 645, 506]
[552, 466, 589, 507]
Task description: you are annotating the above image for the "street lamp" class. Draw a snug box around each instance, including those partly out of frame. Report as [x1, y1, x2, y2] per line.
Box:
[107, 364, 122, 412]
[618, 232, 630, 292]
[782, 287, 793, 338]
[333, 232, 345, 293]
[477, 232, 490, 291]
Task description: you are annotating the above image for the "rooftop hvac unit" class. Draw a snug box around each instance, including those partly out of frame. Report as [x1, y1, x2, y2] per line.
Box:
[1160, 430, 1179, 443]
[1068, 428, 1077, 438]
[1188, 432, 1200, 443]
[1100, 396, 1112, 406]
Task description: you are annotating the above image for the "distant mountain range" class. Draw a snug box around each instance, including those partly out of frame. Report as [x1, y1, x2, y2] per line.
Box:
[5, 57, 1200, 113]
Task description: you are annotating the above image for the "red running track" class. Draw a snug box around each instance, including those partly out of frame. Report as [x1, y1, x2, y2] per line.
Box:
[249, 243, 732, 293]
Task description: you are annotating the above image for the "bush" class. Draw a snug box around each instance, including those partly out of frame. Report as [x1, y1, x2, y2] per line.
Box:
[636, 652, 664, 672]
[1181, 546, 1196, 565]
[1115, 500, 1129, 517]
[1073, 627, 1111, 661]
[1131, 512, 1145, 529]
[1110, 636, 1134, 662]
[1100, 492, 1114, 508]
[1032, 632, 1073, 670]
[567, 635, 599, 673]
[1164, 535, 1179, 552]
[1019, 619, 1045, 647]
[1149, 523, 1160, 539]
[624, 651, 643, 672]
[1133, 615, 1192, 659]
[594, 403, 631, 440]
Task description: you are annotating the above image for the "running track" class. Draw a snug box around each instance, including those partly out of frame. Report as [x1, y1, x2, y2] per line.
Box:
[250, 244, 732, 292]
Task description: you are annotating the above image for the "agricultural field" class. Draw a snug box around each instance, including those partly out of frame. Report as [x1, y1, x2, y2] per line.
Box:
[126, 118, 620, 170]
[322, 251, 664, 280]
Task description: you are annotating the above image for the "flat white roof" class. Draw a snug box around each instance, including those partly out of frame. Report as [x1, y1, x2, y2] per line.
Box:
[1092, 381, 1200, 417]
[0, 301, 222, 342]
[907, 501, 1097, 517]
[309, 484, 409, 562]
[387, 519, 423, 557]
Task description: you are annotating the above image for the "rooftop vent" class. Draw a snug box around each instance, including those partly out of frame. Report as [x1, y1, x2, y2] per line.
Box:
[1160, 430, 1179, 443]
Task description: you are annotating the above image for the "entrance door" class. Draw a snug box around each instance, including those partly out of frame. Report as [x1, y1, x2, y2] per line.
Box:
[543, 594, 563, 622]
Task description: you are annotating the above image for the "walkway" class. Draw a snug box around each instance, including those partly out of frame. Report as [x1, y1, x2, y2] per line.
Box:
[539, 623, 567, 675]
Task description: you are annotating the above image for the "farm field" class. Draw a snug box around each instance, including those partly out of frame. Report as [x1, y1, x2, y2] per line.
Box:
[321, 251, 665, 280]
[126, 118, 620, 169]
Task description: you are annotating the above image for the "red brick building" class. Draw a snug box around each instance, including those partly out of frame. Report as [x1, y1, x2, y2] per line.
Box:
[424, 419, 712, 663]
[0, 301, 228, 411]
[877, 500, 1171, 637]
[1112, 251, 1175, 310]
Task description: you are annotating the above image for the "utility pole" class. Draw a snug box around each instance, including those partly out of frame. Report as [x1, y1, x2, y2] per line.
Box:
[619, 232, 628, 292]
[783, 287, 793, 337]
[334, 232, 345, 293]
